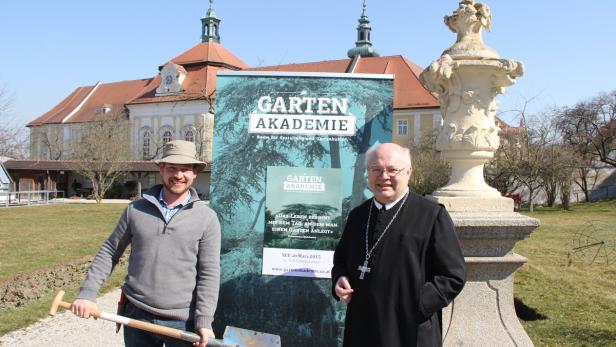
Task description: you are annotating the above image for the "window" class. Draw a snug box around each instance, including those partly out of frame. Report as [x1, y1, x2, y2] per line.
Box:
[142, 130, 151, 159]
[397, 119, 408, 136]
[185, 129, 194, 142]
[162, 130, 173, 144]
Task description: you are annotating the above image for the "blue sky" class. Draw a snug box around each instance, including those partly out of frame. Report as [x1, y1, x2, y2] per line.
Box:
[1, 1, 615, 127]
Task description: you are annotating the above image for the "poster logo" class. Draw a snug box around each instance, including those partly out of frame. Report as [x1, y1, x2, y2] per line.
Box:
[283, 174, 325, 192]
[249, 95, 356, 136]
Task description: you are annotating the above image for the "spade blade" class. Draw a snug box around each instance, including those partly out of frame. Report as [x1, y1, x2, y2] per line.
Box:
[222, 326, 281, 347]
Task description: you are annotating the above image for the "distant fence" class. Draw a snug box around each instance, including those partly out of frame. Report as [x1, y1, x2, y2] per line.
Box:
[0, 190, 65, 207]
[587, 185, 616, 201]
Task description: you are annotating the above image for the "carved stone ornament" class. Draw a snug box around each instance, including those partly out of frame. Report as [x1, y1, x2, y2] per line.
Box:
[421, 55, 524, 153]
[419, 0, 524, 197]
[156, 62, 187, 96]
[419, 4, 538, 346]
[442, 0, 499, 60]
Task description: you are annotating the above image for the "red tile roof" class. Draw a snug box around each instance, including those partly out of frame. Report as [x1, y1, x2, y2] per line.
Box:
[129, 42, 249, 105]
[249, 55, 438, 109]
[30, 44, 439, 127]
[129, 65, 226, 105]
[27, 86, 95, 126]
[167, 42, 249, 70]
[495, 117, 522, 134]
[28, 79, 154, 126]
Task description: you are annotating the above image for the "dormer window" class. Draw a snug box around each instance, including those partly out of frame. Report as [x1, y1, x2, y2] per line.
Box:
[156, 62, 187, 96]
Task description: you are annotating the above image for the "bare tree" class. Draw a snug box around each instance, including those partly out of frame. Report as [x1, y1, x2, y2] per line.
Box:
[69, 110, 130, 203]
[505, 100, 549, 212]
[485, 130, 522, 196]
[556, 148, 580, 210]
[571, 152, 600, 203]
[0, 84, 27, 158]
[534, 113, 573, 207]
[37, 125, 64, 160]
[409, 131, 450, 196]
[557, 90, 616, 168]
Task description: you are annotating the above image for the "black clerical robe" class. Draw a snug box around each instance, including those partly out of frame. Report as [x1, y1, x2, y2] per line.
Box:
[331, 192, 466, 347]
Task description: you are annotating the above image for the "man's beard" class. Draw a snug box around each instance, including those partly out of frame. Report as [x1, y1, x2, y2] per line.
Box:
[163, 179, 190, 195]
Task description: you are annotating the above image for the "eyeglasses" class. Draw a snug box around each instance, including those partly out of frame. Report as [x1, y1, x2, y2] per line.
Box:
[367, 165, 410, 178]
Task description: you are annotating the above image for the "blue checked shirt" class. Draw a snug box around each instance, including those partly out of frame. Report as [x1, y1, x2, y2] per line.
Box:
[157, 190, 192, 223]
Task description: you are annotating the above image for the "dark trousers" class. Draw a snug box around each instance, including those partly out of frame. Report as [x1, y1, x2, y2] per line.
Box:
[123, 301, 194, 347]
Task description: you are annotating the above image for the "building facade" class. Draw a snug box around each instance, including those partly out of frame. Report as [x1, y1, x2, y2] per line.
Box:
[19, 2, 479, 197]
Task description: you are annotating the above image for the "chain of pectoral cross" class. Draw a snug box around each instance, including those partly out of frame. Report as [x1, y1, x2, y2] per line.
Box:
[358, 191, 409, 280]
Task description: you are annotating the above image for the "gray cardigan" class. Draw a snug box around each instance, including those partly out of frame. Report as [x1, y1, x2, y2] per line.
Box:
[78, 185, 221, 331]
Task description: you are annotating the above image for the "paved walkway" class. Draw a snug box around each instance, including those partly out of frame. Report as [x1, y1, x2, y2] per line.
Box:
[0, 289, 125, 347]
[53, 198, 131, 204]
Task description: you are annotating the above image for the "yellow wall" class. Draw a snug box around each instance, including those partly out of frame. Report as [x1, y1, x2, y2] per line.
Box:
[393, 110, 440, 147]
[393, 112, 414, 147]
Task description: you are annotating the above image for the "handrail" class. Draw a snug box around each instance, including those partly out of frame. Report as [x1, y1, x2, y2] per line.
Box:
[0, 190, 65, 207]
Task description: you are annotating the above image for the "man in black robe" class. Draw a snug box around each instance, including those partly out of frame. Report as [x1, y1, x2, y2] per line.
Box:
[332, 143, 466, 346]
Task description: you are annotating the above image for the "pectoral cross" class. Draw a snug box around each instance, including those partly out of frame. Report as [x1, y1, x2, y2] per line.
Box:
[357, 260, 371, 280]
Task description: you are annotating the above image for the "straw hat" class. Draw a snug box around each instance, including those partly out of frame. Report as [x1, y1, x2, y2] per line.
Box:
[154, 140, 206, 172]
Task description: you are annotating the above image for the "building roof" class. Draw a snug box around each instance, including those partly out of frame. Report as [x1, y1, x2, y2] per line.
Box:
[4, 160, 210, 172]
[126, 42, 250, 105]
[28, 41, 250, 118]
[167, 42, 249, 70]
[128, 64, 227, 105]
[249, 55, 439, 109]
[495, 117, 522, 134]
[27, 79, 154, 126]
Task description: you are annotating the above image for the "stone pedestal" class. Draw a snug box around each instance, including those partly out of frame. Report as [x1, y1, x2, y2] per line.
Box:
[419, 1, 538, 346]
[434, 206, 539, 346]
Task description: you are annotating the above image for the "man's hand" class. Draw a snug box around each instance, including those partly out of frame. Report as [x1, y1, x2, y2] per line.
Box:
[71, 299, 97, 318]
[194, 328, 215, 347]
[335, 276, 354, 303]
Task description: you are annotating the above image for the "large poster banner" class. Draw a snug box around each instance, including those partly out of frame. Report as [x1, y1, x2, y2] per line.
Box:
[263, 166, 342, 278]
[210, 71, 393, 346]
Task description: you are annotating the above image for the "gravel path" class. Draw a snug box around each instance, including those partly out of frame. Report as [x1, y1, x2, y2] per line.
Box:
[0, 289, 125, 347]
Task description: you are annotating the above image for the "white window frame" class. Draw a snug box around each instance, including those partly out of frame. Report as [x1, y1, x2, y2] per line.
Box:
[397, 119, 408, 136]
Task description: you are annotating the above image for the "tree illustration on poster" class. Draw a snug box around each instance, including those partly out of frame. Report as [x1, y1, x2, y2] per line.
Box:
[210, 71, 393, 346]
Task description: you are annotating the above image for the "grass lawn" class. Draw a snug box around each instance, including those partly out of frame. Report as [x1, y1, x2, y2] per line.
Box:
[1, 200, 615, 345]
[0, 203, 127, 278]
[0, 203, 128, 335]
[515, 199, 616, 346]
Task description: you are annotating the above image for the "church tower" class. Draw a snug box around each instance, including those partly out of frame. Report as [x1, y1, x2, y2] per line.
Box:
[201, 0, 221, 43]
[347, 0, 379, 58]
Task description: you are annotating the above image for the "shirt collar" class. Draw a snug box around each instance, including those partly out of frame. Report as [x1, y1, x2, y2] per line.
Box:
[158, 189, 192, 209]
[373, 188, 409, 211]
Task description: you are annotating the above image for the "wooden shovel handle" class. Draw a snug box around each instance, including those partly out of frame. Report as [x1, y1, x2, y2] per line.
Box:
[50, 292, 236, 347]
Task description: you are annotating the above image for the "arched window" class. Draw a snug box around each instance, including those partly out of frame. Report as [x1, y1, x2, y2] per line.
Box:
[185, 129, 195, 142]
[142, 129, 151, 159]
[162, 130, 173, 144]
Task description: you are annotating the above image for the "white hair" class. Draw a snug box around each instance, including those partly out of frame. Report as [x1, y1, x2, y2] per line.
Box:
[364, 143, 412, 167]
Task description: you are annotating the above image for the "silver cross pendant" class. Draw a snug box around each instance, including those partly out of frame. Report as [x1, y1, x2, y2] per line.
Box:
[357, 259, 371, 280]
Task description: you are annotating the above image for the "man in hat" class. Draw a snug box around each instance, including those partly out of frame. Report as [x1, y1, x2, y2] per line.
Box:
[332, 143, 465, 347]
[72, 140, 221, 347]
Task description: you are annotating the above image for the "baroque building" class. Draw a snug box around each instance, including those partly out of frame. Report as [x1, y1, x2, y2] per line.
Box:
[15, 1, 478, 197]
